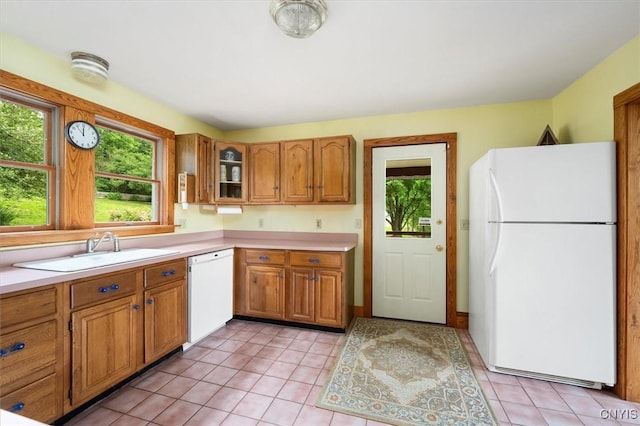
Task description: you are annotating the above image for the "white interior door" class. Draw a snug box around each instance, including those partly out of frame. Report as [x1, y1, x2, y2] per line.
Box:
[372, 143, 447, 323]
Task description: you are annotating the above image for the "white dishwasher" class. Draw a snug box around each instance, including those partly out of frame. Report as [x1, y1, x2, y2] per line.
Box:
[186, 249, 234, 347]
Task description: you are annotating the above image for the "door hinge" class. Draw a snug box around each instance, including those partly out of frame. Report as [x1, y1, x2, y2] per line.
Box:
[68, 320, 73, 332]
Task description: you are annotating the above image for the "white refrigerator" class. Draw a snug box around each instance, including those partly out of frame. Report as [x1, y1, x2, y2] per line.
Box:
[469, 141, 616, 388]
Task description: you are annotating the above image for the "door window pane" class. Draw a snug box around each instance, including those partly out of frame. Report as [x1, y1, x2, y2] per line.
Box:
[385, 158, 432, 238]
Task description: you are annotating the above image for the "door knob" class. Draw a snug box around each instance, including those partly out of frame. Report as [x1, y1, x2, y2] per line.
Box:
[436, 219, 443, 225]
[436, 245, 444, 252]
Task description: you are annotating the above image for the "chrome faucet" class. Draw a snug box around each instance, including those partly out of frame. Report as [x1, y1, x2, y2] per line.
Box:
[86, 232, 120, 253]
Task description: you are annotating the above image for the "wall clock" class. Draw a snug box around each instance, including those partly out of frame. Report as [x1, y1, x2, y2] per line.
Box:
[64, 120, 100, 150]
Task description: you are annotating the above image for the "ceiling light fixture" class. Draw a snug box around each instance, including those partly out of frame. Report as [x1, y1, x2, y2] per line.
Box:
[70, 51, 109, 84]
[269, 0, 327, 38]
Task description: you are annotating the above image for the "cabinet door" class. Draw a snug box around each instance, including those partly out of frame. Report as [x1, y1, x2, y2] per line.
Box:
[71, 295, 139, 405]
[245, 265, 285, 319]
[315, 137, 352, 203]
[176, 134, 214, 204]
[144, 280, 187, 363]
[282, 139, 314, 203]
[196, 135, 214, 203]
[249, 143, 281, 203]
[288, 268, 315, 323]
[216, 141, 247, 203]
[315, 269, 343, 327]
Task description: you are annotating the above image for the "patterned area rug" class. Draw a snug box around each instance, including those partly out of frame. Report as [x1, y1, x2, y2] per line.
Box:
[316, 317, 496, 425]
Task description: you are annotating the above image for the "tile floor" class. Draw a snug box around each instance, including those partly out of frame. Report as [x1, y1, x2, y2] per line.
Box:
[65, 319, 640, 426]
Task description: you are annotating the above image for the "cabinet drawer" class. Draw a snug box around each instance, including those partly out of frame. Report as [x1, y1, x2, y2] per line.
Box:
[245, 249, 286, 265]
[290, 251, 343, 268]
[145, 259, 186, 288]
[71, 271, 138, 309]
[0, 287, 57, 329]
[0, 373, 57, 424]
[0, 320, 56, 393]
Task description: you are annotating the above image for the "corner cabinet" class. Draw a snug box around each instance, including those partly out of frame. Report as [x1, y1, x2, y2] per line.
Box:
[235, 248, 354, 330]
[176, 133, 214, 204]
[281, 135, 355, 204]
[215, 141, 247, 203]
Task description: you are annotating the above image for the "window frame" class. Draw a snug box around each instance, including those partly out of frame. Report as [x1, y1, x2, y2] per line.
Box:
[0, 91, 57, 232]
[94, 118, 162, 227]
[0, 70, 176, 248]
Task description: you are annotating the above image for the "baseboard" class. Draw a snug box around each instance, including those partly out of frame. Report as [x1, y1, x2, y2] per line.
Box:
[353, 305, 364, 317]
[456, 311, 468, 329]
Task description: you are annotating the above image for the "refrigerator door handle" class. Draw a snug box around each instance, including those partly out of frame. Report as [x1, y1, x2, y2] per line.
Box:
[489, 169, 503, 276]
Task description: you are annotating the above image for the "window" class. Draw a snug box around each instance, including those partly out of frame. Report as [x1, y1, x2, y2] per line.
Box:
[0, 70, 175, 247]
[94, 121, 160, 225]
[0, 93, 56, 230]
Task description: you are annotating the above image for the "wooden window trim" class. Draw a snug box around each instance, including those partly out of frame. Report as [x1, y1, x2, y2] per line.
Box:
[0, 70, 175, 248]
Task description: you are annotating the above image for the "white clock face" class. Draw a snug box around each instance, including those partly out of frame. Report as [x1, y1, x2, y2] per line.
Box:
[66, 121, 100, 150]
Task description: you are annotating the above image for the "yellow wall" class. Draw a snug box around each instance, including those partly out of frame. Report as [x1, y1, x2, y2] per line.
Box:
[552, 35, 640, 143]
[2, 31, 638, 313]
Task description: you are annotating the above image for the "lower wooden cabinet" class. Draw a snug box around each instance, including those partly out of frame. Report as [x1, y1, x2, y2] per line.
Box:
[144, 280, 187, 363]
[235, 248, 354, 330]
[67, 259, 187, 411]
[70, 294, 139, 405]
[245, 265, 286, 320]
[0, 286, 62, 424]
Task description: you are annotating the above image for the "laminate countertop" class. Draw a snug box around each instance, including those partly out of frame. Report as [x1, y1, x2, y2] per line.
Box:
[0, 230, 358, 295]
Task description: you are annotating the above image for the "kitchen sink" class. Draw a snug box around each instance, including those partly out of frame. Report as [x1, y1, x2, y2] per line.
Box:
[13, 248, 179, 272]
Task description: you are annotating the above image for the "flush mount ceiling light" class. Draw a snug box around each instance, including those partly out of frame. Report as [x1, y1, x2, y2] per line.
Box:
[269, 0, 327, 38]
[70, 51, 109, 84]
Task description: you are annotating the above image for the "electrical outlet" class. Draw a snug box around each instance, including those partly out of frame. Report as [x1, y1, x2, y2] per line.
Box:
[354, 218, 362, 229]
[316, 218, 322, 229]
[461, 219, 469, 230]
[258, 218, 264, 228]
[179, 218, 187, 228]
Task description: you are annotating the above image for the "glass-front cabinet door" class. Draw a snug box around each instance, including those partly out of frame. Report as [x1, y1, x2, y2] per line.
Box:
[215, 141, 247, 203]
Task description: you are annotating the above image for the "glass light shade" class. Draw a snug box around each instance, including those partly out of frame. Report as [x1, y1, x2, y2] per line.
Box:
[71, 52, 109, 84]
[270, 0, 327, 38]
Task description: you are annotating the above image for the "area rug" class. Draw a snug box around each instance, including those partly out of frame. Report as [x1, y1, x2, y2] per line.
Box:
[316, 317, 496, 425]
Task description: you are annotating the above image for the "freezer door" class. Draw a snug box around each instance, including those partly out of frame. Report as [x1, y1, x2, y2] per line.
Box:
[488, 142, 616, 223]
[492, 223, 616, 385]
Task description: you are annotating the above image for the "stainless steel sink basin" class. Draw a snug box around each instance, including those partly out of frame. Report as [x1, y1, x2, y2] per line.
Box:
[13, 248, 179, 272]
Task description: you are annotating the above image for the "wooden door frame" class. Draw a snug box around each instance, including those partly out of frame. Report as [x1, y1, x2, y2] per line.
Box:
[363, 133, 458, 327]
[613, 82, 640, 402]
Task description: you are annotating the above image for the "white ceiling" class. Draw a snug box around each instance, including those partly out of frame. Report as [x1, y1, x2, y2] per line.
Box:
[1, 1, 638, 131]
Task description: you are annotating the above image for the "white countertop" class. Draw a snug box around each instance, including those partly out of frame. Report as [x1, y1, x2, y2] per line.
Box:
[0, 410, 48, 426]
[0, 231, 358, 295]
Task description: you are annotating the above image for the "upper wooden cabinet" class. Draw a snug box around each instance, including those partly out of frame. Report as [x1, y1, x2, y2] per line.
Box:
[281, 135, 355, 204]
[249, 143, 281, 204]
[176, 133, 214, 204]
[215, 141, 247, 204]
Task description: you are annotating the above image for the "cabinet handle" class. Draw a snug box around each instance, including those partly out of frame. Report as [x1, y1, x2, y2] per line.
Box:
[308, 258, 320, 264]
[274, 186, 279, 190]
[99, 283, 120, 293]
[307, 276, 314, 281]
[133, 304, 141, 310]
[0, 342, 25, 357]
[8, 402, 25, 412]
[307, 185, 314, 189]
[317, 185, 323, 189]
[161, 269, 176, 277]
[258, 256, 270, 261]
[147, 299, 154, 305]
